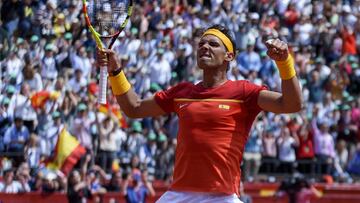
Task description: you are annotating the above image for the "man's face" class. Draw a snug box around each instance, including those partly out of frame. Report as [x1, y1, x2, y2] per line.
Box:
[197, 35, 227, 70]
[15, 119, 23, 128]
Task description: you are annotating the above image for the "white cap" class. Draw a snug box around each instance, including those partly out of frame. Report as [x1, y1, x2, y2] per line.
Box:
[250, 13, 259, 20]
[343, 5, 351, 13]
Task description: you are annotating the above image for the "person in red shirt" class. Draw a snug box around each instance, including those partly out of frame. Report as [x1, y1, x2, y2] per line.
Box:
[295, 123, 315, 174]
[97, 24, 302, 203]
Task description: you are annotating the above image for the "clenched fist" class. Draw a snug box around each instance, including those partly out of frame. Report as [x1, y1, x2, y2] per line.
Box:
[265, 39, 289, 61]
[96, 48, 121, 73]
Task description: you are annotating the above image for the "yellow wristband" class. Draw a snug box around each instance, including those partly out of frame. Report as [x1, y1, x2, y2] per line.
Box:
[275, 55, 296, 80]
[109, 71, 131, 95]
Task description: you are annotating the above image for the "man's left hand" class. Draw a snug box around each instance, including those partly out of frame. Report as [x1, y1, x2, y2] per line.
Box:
[265, 39, 289, 61]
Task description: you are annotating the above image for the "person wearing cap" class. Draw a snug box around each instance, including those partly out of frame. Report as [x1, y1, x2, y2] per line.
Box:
[73, 103, 94, 151]
[126, 121, 145, 155]
[4, 46, 23, 85]
[40, 111, 64, 156]
[148, 47, 172, 89]
[28, 35, 42, 66]
[139, 131, 157, 182]
[98, 24, 302, 202]
[15, 37, 28, 59]
[0, 97, 12, 152]
[41, 43, 58, 81]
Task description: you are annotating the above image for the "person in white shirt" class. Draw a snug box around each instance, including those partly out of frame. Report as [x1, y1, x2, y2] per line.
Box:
[0, 168, 30, 193]
[67, 68, 87, 94]
[41, 44, 58, 82]
[277, 126, 299, 173]
[149, 48, 171, 88]
[70, 46, 92, 81]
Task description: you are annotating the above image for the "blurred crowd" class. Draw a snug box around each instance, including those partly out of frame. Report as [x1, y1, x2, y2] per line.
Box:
[0, 0, 360, 201]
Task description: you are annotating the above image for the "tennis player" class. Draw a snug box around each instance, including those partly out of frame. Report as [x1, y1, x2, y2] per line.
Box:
[97, 24, 302, 203]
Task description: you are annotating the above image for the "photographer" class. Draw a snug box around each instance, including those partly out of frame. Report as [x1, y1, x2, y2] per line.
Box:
[274, 174, 322, 203]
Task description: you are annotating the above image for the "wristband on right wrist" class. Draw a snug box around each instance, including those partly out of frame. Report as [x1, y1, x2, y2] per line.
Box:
[109, 71, 131, 95]
[109, 67, 123, 77]
[275, 55, 296, 80]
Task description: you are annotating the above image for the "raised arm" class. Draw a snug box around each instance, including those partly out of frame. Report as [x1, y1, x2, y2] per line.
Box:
[97, 48, 165, 118]
[258, 39, 302, 114]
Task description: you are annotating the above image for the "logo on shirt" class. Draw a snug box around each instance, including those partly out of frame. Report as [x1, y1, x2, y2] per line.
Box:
[218, 104, 230, 110]
[179, 103, 189, 109]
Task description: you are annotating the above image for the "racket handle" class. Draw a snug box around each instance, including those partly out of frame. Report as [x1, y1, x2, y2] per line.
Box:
[98, 67, 108, 104]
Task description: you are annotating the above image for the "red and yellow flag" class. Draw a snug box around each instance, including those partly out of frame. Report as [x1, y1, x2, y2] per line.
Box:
[30, 91, 60, 109]
[45, 128, 86, 175]
[98, 104, 128, 128]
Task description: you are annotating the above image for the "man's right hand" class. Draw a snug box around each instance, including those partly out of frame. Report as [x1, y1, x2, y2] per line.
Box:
[96, 48, 121, 74]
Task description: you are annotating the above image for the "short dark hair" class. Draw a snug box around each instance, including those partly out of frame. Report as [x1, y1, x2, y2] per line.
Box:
[204, 24, 237, 56]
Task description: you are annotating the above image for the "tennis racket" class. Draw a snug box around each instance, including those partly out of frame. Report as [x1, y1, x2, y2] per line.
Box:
[82, 0, 133, 104]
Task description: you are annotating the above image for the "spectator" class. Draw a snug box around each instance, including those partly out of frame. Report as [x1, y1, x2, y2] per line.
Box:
[3, 116, 30, 166]
[105, 171, 124, 192]
[139, 131, 157, 182]
[0, 97, 12, 152]
[260, 128, 277, 174]
[312, 115, 336, 175]
[243, 124, 262, 181]
[40, 111, 63, 157]
[24, 133, 41, 170]
[22, 64, 43, 92]
[0, 168, 30, 193]
[236, 42, 261, 77]
[277, 126, 299, 174]
[296, 123, 315, 174]
[96, 115, 118, 173]
[149, 48, 172, 89]
[123, 169, 155, 203]
[67, 170, 92, 203]
[41, 44, 58, 84]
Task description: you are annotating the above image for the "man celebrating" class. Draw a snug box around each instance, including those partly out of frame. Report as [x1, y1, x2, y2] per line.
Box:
[97, 24, 302, 203]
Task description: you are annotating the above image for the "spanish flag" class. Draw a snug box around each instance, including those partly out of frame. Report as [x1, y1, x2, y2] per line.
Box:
[45, 128, 86, 175]
[30, 91, 60, 109]
[98, 104, 128, 128]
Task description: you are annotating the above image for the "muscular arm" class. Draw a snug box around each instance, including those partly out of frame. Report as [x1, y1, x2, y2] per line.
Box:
[115, 88, 166, 118]
[258, 39, 302, 114]
[258, 76, 302, 113]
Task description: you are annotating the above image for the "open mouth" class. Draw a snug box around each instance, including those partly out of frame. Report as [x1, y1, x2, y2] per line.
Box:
[199, 53, 211, 59]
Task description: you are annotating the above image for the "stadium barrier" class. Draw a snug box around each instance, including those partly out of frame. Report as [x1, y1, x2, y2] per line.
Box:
[1, 183, 360, 203]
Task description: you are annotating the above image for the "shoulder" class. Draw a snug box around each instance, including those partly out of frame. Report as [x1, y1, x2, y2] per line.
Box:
[172, 82, 194, 89]
[229, 80, 267, 91]
[160, 82, 194, 94]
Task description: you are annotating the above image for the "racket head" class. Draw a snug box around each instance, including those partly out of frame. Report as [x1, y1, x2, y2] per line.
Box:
[82, 0, 133, 48]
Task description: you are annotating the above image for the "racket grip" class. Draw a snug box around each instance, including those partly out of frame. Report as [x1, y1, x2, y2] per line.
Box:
[98, 67, 108, 104]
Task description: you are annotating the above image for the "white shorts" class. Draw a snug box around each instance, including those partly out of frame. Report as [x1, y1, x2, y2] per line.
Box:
[156, 191, 243, 203]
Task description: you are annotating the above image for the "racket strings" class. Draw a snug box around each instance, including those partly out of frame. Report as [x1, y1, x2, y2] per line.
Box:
[87, 0, 129, 36]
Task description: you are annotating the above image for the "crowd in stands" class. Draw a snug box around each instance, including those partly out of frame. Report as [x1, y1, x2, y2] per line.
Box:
[1, 0, 360, 201]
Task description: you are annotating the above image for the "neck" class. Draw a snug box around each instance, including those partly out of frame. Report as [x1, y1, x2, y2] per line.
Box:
[202, 69, 228, 88]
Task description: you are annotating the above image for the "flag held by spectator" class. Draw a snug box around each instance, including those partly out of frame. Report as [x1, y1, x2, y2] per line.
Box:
[98, 104, 128, 128]
[30, 91, 60, 109]
[45, 127, 86, 175]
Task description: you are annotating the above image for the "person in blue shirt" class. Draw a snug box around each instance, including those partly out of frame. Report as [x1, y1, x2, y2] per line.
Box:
[124, 170, 155, 203]
[3, 116, 30, 166]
